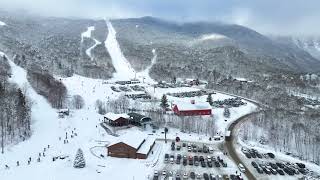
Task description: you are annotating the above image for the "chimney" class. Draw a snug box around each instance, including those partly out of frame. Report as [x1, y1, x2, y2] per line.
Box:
[191, 99, 195, 104]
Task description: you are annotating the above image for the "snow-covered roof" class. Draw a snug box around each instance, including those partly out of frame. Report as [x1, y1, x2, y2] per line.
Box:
[104, 112, 129, 121]
[58, 109, 69, 113]
[108, 130, 147, 149]
[137, 136, 156, 155]
[174, 101, 212, 111]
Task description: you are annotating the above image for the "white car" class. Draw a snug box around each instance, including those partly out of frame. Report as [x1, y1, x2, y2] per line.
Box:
[183, 172, 188, 179]
[207, 156, 212, 162]
[170, 157, 174, 164]
[196, 173, 202, 179]
[154, 170, 159, 177]
[238, 163, 246, 173]
[162, 170, 167, 176]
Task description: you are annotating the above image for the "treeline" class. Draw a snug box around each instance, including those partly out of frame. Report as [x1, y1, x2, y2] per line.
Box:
[26, 68, 67, 109]
[240, 109, 320, 164]
[208, 75, 320, 164]
[0, 56, 31, 153]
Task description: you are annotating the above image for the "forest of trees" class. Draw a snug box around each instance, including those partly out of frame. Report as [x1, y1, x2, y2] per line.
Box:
[0, 57, 31, 153]
[209, 75, 320, 164]
[27, 69, 67, 109]
[239, 109, 320, 164]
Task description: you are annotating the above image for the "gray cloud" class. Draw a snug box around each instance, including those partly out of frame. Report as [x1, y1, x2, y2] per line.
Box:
[0, 0, 319, 36]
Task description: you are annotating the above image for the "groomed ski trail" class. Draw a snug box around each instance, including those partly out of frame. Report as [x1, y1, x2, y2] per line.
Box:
[105, 20, 136, 80]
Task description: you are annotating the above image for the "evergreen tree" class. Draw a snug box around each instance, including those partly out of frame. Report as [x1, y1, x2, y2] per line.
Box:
[73, 148, 86, 168]
[160, 94, 169, 110]
[206, 94, 213, 106]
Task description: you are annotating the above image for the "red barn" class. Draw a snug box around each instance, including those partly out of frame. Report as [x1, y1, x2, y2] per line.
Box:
[172, 100, 212, 116]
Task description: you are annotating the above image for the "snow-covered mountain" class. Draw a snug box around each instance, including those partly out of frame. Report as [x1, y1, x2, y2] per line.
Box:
[292, 37, 320, 60]
[1, 11, 320, 84]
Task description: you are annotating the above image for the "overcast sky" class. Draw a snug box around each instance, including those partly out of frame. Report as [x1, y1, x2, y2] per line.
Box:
[0, 0, 319, 36]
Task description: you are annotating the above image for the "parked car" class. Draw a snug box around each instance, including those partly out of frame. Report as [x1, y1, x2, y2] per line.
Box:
[164, 154, 169, 163]
[216, 175, 222, 180]
[203, 173, 209, 180]
[238, 163, 246, 173]
[256, 167, 263, 174]
[196, 173, 202, 179]
[176, 136, 180, 142]
[256, 153, 263, 158]
[263, 168, 271, 175]
[209, 174, 215, 180]
[296, 163, 306, 169]
[222, 162, 227, 167]
[201, 161, 207, 167]
[267, 153, 275, 159]
[270, 168, 278, 175]
[245, 153, 252, 158]
[170, 157, 174, 164]
[269, 163, 278, 169]
[251, 161, 258, 168]
[190, 172, 196, 179]
[276, 162, 284, 169]
[276, 169, 285, 175]
[183, 172, 188, 179]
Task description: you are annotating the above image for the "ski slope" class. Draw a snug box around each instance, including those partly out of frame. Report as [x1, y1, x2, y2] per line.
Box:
[81, 26, 95, 42]
[81, 26, 102, 60]
[0, 52, 154, 180]
[136, 48, 157, 84]
[105, 20, 136, 80]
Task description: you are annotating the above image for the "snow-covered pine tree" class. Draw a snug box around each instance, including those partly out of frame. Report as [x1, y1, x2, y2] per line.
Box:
[73, 148, 86, 168]
[160, 94, 169, 110]
[206, 94, 213, 106]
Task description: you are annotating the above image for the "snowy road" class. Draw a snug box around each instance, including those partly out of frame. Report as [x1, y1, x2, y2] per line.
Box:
[224, 99, 262, 180]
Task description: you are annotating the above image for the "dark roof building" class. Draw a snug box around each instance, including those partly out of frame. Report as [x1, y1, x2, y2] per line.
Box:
[107, 131, 155, 159]
[127, 113, 152, 126]
[104, 113, 129, 126]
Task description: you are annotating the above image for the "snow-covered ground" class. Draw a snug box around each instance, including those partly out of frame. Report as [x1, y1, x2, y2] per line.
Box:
[105, 20, 136, 80]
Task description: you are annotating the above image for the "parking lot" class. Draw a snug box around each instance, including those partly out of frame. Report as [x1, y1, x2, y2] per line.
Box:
[153, 140, 244, 180]
[241, 147, 320, 179]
